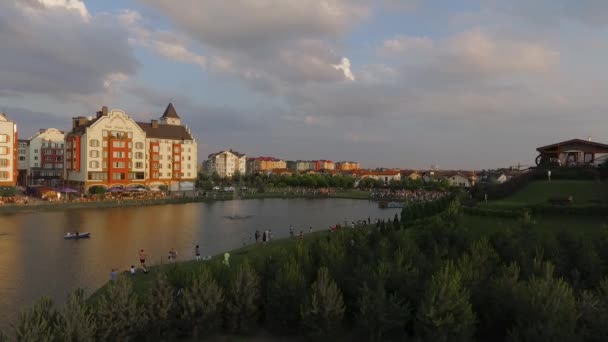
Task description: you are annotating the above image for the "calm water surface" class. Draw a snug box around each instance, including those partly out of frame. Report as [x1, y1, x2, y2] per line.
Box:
[0, 198, 398, 324]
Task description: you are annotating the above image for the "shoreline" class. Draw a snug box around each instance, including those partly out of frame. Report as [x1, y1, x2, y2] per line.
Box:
[0, 191, 378, 215]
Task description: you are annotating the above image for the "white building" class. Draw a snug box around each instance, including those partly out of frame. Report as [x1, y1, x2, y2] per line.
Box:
[205, 150, 246, 178]
[0, 113, 18, 187]
[65, 104, 197, 191]
[447, 174, 471, 187]
[17, 139, 29, 186]
[362, 170, 402, 184]
[25, 128, 65, 186]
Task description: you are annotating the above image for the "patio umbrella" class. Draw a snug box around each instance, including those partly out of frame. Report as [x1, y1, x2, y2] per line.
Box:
[57, 187, 78, 193]
[108, 187, 124, 193]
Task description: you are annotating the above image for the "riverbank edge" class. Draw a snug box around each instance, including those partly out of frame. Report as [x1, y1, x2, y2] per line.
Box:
[87, 224, 373, 303]
[0, 192, 375, 215]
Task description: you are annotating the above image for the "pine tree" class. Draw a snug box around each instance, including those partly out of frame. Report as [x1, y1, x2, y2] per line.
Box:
[13, 297, 58, 342]
[145, 273, 176, 340]
[356, 280, 410, 342]
[416, 261, 476, 342]
[301, 267, 345, 339]
[508, 262, 578, 342]
[181, 267, 224, 338]
[96, 275, 143, 341]
[58, 289, 96, 342]
[265, 258, 306, 333]
[225, 260, 261, 333]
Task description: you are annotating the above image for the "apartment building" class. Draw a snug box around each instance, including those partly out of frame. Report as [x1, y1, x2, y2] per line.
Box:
[246, 157, 287, 174]
[336, 161, 360, 171]
[25, 128, 65, 186]
[0, 113, 18, 186]
[205, 150, 246, 178]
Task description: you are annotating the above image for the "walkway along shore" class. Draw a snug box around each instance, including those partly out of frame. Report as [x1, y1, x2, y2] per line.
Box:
[0, 191, 376, 215]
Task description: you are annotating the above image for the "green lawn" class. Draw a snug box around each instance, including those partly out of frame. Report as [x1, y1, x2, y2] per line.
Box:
[486, 180, 608, 206]
[461, 214, 608, 237]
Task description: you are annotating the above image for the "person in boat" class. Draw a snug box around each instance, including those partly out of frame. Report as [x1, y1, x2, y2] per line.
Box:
[66, 232, 72, 237]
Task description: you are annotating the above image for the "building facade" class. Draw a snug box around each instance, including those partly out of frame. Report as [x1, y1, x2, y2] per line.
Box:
[287, 160, 314, 172]
[25, 128, 65, 186]
[65, 104, 197, 191]
[336, 161, 360, 171]
[0, 113, 18, 187]
[361, 170, 402, 184]
[205, 150, 246, 178]
[17, 139, 29, 187]
[247, 157, 287, 174]
[314, 160, 335, 171]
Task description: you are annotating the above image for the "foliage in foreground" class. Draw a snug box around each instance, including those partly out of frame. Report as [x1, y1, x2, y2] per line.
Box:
[6, 203, 608, 341]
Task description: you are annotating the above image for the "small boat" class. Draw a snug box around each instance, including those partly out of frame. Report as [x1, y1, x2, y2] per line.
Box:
[64, 232, 91, 240]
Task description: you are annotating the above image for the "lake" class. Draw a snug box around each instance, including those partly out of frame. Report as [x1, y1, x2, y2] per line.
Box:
[0, 198, 399, 324]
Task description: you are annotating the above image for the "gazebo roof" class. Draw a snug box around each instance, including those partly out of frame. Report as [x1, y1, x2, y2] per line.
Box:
[536, 139, 608, 153]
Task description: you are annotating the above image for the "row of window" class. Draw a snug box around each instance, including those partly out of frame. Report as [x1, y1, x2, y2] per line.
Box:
[88, 161, 145, 169]
[89, 139, 146, 149]
[150, 172, 192, 178]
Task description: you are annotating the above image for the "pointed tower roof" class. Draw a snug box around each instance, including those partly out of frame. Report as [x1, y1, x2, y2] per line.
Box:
[161, 102, 180, 119]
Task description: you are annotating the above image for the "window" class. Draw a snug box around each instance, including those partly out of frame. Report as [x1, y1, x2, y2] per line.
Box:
[112, 151, 126, 158]
[152, 155, 160, 161]
[188, 173, 191, 177]
[89, 150, 99, 158]
[112, 141, 126, 148]
[174, 164, 180, 170]
[128, 152, 132, 159]
[135, 162, 143, 168]
[102, 161, 107, 168]
[152, 146, 159, 152]
[34, 156, 38, 161]
[112, 162, 126, 168]
[167, 164, 171, 169]
[90, 139, 100, 147]
[56, 156, 63, 162]
[174, 147, 181, 153]
[135, 152, 144, 159]
[128, 142, 133, 149]
[0, 147, 8, 155]
[0, 171, 9, 180]
[127, 132, 133, 138]
[0, 159, 9, 167]
[174, 156, 181, 162]
[56, 164, 63, 169]
[135, 142, 144, 149]
[128, 172, 144, 180]
[19, 156, 25, 161]
[103, 150, 108, 158]
[34, 149, 38, 153]
[0, 135, 8, 143]
[103, 130, 108, 137]
[167, 147, 171, 152]
[44, 163, 53, 169]
[89, 161, 100, 168]
[188, 156, 191, 161]
[153, 163, 159, 170]
[112, 173, 126, 180]
[88, 172, 108, 180]
[102, 141, 108, 147]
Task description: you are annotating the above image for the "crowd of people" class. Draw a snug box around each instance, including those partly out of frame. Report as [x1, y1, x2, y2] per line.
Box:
[371, 189, 447, 202]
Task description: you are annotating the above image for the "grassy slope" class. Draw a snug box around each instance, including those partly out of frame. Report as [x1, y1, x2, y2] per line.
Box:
[485, 180, 608, 206]
[462, 214, 607, 237]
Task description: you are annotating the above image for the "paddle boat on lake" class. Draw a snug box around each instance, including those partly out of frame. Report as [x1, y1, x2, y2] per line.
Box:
[64, 232, 91, 240]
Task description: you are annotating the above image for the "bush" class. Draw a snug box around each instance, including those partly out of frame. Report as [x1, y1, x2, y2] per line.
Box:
[13, 297, 58, 342]
[224, 260, 261, 333]
[416, 261, 476, 342]
[0, 187, 17, 198]
[181, 267, 224, 338]
[58, 289, 96, 342]
[88, 186, 106, 195]
[301, 267, 345, 340]
[96, 276, 143, 341]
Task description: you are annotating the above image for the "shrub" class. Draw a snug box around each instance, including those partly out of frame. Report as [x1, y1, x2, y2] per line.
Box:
[301, 267, 345, 339]
[58, 289, 96, 342]
[181, 267, 224, 338]
[224, 260, 261, 333]
[13, 297, 58, 342]
[96, 276, 143, 341]
[145, 273, 176, 339]
[0, 187, 17, 198]
[416, 261, 476, 342]
[88, 186, 106, 195]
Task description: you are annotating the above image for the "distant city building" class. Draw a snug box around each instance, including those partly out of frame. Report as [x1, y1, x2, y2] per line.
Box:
[0, 113, 18, 186]
[314, 160, 335, 171]
[205, 149, 246, 178]
[247, 157, 286, 174]
[446, 173, 472, 187]
[65, 104, 197, 191]
[361, 170, 401, 184]
[336, 161, 360, 171]
[287, 160, 315, 172]
[21, 128, 66, 187]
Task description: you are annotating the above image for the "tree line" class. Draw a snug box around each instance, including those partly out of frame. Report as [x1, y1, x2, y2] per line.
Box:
[5, 202, 608, 341]
[196, 172, 449, 192]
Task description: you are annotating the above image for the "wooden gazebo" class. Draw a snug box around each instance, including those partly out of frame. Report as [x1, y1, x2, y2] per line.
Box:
[535, 139, 608, 167]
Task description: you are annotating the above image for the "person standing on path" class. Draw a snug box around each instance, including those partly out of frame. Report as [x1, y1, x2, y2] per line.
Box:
[195, 244, 201, 261]
[139, 249, 147, 271]
[262, 230, 268, 244]
[290, 225, 294, 238]
[255, 230, 260, 244]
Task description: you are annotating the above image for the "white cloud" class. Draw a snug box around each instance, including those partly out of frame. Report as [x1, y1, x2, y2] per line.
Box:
[333, 57, 355, 81]
[0, 1, 137, 101]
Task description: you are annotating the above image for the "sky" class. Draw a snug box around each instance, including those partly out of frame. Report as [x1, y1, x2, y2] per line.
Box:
[2, 0, 608, 170]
